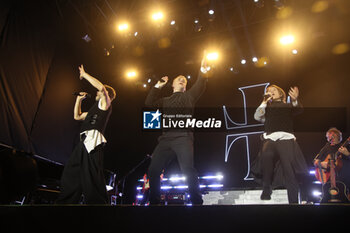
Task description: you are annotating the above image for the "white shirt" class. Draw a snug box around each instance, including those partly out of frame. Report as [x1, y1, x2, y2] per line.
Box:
[254, 100, 298, 141]
[80, 100, 107, 153]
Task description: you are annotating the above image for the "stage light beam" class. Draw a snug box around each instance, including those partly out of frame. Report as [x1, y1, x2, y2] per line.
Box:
[125, 70, 137, 79]
[280, 35, 295, 45]
[206, 52, 219, 61]
[152, 11, 164, 21]
[118, 23, 129, 32]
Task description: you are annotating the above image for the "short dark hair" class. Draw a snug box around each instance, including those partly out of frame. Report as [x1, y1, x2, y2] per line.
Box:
[104, 85, 116, 101]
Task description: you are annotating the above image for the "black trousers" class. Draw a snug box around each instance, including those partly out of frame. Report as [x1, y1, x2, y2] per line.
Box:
[148, 136, 203, 204]
[56, 142, 108, 204]
[261, 139, 299, 203]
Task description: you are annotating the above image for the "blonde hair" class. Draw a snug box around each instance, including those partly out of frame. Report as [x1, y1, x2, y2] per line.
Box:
[267, 84, 286, 102]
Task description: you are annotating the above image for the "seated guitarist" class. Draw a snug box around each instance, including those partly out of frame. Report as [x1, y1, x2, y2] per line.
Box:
[314, 128, 350, 187]
[313, 127, 343, 175]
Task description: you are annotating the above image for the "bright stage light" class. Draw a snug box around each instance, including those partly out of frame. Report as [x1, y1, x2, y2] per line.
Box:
[118, 23, 129, 31]
[206, 52, 219, 61]
[125, 70, 137, 79]
[170, 20, 176, 25]
[252, 57, 258, 62]
[241, 59, 246, 64]
[208, 9, 215, 15]
[292, 49, 298, 54]
[152, 11, 164, 21]
[280, 35, 295, 45]
[312, 190, 322, 197]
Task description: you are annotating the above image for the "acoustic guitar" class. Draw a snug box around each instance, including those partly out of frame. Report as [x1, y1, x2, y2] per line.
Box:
[315, 137, 350, 183]
[320, 155, 349, 203]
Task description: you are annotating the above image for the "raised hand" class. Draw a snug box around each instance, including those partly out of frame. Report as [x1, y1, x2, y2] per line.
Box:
[201, 51, 211, 74]
[77, 92, 88, 100]
[78, 64, 86, 80]
[288, 86, 299, 101]
[156, 76, 168, 88]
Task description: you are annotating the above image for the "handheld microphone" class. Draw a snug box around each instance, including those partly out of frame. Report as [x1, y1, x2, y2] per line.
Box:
[72, 92, 91, 98]
[263, 93, 271, 98]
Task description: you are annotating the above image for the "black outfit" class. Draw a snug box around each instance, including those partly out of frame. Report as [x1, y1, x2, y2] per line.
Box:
[57, 101, 112, 204]
[252, 101, 308, 204]
[145, 73, 207, 205]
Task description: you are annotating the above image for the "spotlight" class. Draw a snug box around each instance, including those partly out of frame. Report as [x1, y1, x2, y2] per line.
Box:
[312, 190, 322, 197]
[280, 35, 295, 45]
[206, 52, 219, 61]
[152, 11, 164, 21]
[229, 67, 239, 74]
[143, 84, 147, 88]
[292, 49, 298, 54]
[254, 56, 269, 68]
[147, 78, 152, 83]
[194, 23, 203, 32]
[118, 23, 129, 32]
[208, 10, 215, 22]
[187, 75, 191, 79]
[194, 19, 199, 24]
[125, 70, 137, 79]
[104, 48, 110, 56]
[134, 32, 138, 37]
[252, 57, 258, 62]
[170, 20, 176, 25]
[241, 59, 246, 64]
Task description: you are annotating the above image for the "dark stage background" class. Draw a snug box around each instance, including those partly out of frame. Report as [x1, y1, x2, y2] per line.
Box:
[1, 0, 350, 203]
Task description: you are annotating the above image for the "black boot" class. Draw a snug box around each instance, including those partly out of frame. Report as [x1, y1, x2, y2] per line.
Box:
[260, 187, 272, 200]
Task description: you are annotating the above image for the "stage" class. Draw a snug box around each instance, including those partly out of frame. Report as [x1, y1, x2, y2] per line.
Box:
[1, 204, 348, 232]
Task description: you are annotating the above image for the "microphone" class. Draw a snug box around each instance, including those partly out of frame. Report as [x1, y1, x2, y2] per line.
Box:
[263, 93, 271, 100]
[72, 92, 91, 98]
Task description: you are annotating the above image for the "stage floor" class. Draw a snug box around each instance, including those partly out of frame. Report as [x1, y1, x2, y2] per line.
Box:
[1, 204, 349, 232]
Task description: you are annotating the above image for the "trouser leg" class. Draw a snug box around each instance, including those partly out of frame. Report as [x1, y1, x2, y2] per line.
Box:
[260, 140, 275, 191]
[275, 140, 299, 204]
[172, 137, 203, 204]
[56, 143, 83, 204]
[81, 145, 108, 204]
[148, 140, 175, 204]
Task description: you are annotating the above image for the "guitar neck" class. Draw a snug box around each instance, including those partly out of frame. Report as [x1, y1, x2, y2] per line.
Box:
[329, 159, 337, 188]
[335, 137, 350, 158]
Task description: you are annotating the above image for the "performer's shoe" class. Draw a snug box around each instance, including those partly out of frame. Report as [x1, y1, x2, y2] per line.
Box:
[191, 200, 203, 206]
[260, 188, 272, 200]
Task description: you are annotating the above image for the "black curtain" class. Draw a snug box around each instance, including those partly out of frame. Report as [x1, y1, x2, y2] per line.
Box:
[0, 1, 58, 153]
